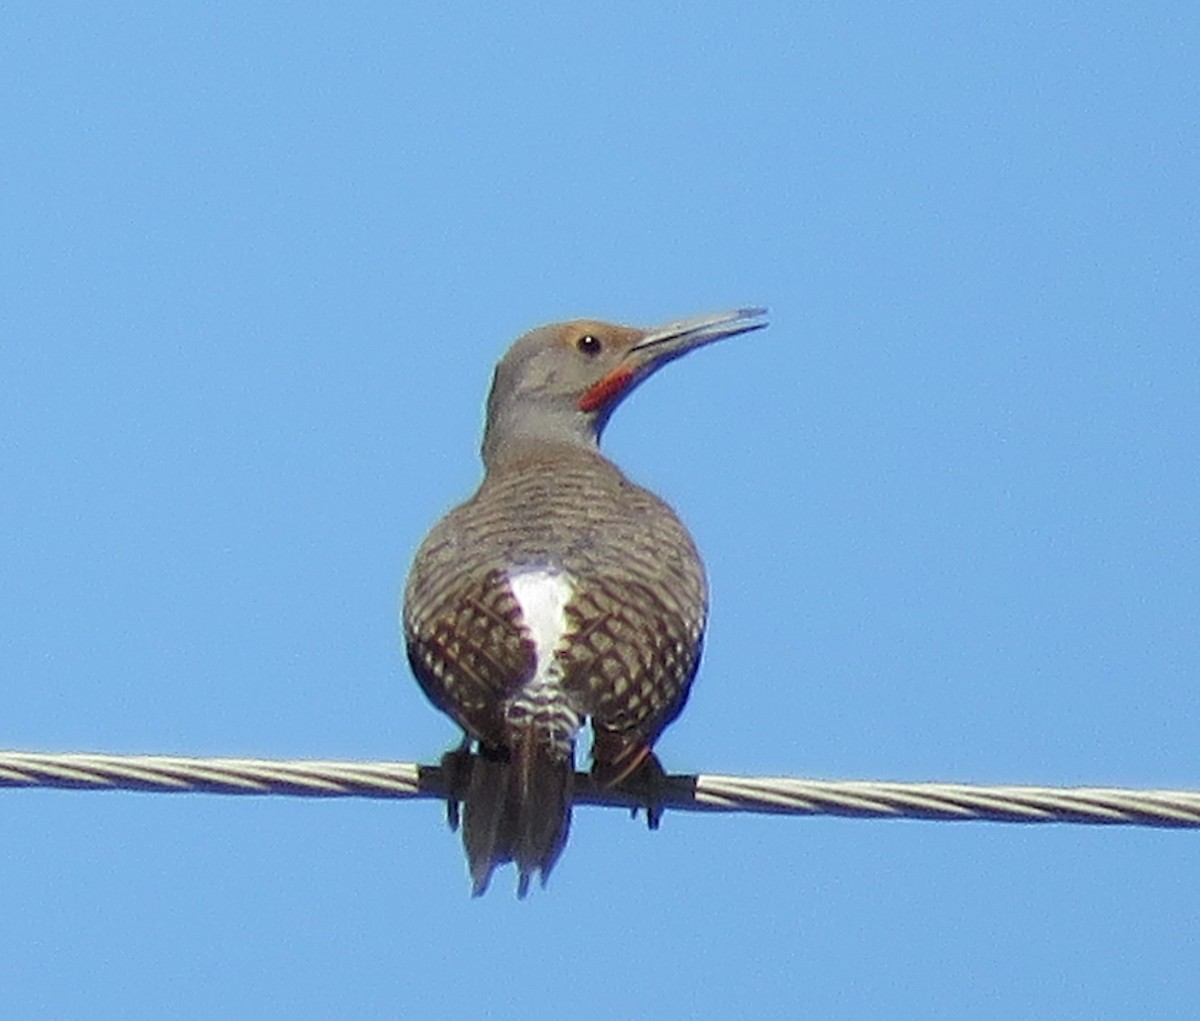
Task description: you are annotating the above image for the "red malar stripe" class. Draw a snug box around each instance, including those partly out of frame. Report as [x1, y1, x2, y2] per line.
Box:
[578, 365, 634, 412]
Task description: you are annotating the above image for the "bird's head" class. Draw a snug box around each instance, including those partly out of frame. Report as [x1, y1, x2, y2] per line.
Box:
[481, 308, 768, 466]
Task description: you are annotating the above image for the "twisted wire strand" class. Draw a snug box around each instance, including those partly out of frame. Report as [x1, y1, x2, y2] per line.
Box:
[2, 750, 1198, 829]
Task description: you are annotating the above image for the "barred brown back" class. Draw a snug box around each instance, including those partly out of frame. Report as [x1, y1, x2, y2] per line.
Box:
[404, 439, 707, 777]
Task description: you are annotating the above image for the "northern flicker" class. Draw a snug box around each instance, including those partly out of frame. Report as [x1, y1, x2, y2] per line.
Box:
[403, 307, 767, 896]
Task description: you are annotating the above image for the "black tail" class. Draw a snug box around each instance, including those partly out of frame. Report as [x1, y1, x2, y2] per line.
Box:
[462, 725, 574, 897]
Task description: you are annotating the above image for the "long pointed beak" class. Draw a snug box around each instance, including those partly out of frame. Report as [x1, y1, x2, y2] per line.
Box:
[629, 307, 769, 368]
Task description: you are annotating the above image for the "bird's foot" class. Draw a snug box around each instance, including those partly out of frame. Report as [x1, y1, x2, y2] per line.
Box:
[439, 739, 475, 832]
[624, 752, 667, 830]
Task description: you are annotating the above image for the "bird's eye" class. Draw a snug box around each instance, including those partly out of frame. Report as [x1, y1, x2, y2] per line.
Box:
[576, 334, 602, 356]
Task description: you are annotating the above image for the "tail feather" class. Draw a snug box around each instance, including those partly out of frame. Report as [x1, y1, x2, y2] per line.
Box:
[463, 730, 574, 897]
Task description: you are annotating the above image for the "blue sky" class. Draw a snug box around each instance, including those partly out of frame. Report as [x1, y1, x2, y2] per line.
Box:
[3, 4, 1198, 1018]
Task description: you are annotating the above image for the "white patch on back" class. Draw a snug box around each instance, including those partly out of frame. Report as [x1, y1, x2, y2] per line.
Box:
[506, 567, 581, 753]
[507, 567, 574, 686]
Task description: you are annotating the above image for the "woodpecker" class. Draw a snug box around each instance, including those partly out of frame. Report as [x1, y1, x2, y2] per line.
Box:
[403, 308, 767, 895]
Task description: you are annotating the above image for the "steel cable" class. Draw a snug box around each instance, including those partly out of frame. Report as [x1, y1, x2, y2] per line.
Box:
[2, 750, 1198, 829]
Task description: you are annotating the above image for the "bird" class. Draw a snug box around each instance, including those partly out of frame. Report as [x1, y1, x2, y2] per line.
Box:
[403, 307, 767, 896]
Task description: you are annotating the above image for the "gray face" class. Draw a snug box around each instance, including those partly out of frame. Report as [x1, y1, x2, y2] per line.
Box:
[481, 309, 768, 464]
[482, 319, 647, 462]
[488, 320, 645, 412]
